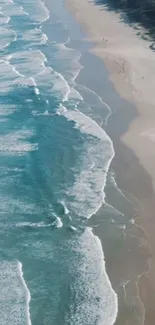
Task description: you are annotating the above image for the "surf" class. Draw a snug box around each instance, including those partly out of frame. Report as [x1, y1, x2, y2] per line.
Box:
[0, 0, 118, 324]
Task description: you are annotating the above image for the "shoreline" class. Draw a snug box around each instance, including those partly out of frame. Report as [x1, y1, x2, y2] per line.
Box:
[65, 0, 155, 324]
[76, 43, 151, 325]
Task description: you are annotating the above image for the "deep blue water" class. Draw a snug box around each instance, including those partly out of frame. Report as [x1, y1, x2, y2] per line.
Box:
[0, 0, 118, 324]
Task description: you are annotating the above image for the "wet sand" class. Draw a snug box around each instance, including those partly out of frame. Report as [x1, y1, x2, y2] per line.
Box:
[66, 0, 155, 324]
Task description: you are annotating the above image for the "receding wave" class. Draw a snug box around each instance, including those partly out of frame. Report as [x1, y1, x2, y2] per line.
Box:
[57, 104, 114, 218]
[17, 0, 50, 22]
[22, 27, 48, 45]
[65, 228, 118, 325]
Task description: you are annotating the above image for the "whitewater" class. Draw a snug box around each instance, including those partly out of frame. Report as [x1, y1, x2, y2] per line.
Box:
[0, 0, 118, 324]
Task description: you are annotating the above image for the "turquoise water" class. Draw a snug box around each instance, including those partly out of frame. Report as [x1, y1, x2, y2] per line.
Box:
[0, 0, 118, 324]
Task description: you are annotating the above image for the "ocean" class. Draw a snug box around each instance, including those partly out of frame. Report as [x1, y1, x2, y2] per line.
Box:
[0, 0, 121, 324]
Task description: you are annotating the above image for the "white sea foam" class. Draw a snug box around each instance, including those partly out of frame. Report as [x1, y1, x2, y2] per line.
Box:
[19, 0, 50, 22]
[35, 66, 71, 101]
[54, 40, 118, 322]
[27, 77, 40, 95]
[0, 13, 10, 24]
[18, 261, 32, 325]
[32, 110, 52, 116]
[52, 71, 70, 102]
[29, 76, 37, 87]
[0, 104, 16, 116]
[68, 87, 83, 101]
[0, 27, 16, 49]
[9, 50, 47, 77]
[54, 43, 81, 61]
[12, 65, 25, 77]
[0, 60, 22, 93]
[0, 260, 31, 325]
[53, 42, 82, 82]
[61, 200, 69, 214]
[58, 105, 114, 219]
[52, 216, 63, 228]
[22, 27, 48, 45]
[56, 104, 67, 115]
[0, 166, 23, 173]
[130, 218, 135, 224]
[52, 41, 83, 100]
[69, 225, 77, 231]
[66, 228, 118, 325]
[16, 221, 52, 228]
[77, 83, 111, 125]
[0, 129, 38, 155]
[58, 103, 112, 140]
[34, 86, 40, 95]
[1, 1, 29, 17]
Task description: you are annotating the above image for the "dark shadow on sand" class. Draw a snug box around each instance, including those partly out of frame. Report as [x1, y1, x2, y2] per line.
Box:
[94, 0, 155, 48]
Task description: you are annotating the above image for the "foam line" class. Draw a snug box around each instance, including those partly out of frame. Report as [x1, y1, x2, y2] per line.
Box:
[18, 261, 32, 325]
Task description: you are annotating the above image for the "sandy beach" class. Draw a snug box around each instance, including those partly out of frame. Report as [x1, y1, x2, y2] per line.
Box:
[66, 0, 155, 324]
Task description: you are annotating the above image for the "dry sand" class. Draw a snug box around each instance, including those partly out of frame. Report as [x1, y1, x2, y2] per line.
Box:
[65, 0, 155, 324]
